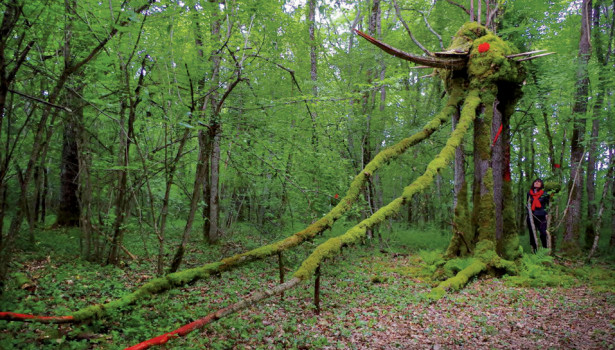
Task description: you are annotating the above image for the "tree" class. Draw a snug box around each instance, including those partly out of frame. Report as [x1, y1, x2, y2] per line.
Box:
[55, 0, 81, 228]
[563, 0, 592, 253]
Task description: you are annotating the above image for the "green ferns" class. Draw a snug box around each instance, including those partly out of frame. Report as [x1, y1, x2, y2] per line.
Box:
[503, 249, 575, 288]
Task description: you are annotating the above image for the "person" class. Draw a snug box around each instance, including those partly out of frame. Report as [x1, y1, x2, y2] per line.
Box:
[527, 178, 549, 251]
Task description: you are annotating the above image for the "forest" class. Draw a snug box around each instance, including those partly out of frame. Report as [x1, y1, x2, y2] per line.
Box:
[0, 0, 614, 349]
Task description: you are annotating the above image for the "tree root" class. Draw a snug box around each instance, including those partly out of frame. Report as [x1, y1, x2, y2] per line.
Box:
[428, 240, 518, 300]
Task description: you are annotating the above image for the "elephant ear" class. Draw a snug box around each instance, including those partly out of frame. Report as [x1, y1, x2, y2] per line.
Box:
[353, 29, 467, 70]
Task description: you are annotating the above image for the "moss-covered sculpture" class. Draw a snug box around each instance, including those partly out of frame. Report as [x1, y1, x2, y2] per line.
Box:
[356, 22, 526, 297]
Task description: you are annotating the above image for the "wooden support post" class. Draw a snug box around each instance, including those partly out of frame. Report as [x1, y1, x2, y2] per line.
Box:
[314, 265, 321, 315]
[278, 252, 285, 299]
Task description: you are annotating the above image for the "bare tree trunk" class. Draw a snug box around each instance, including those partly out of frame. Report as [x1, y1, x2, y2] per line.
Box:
[308, 0, 318, 147]
[157, 126, 191, 274]
[169, 135, 210, 272]
[446, 103, 471, 257]
[56, 88, 81, 227]
[106, 98, 129, 265]
[588, 150, 614, 260]
[208, 129, 221, 242]
[585, 104, 599, 247]
[204, 0, 223, 244]
[77, 128, 95, 260]
[563, 0, 591, 253]
[107, 48, 147, 264]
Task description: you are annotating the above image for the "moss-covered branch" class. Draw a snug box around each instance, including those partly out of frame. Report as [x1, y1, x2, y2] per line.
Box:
[0, 88, 464, 324]
[293, 89, 480, 281]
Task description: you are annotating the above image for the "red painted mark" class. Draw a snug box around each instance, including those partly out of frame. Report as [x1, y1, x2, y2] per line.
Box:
[491, 124, 503, 147]
[478, 42, 490, 53]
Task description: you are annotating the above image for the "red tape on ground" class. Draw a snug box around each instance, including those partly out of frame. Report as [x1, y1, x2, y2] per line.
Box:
[0, 312, 74, 323]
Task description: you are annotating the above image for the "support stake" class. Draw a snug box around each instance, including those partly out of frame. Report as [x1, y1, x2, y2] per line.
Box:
[314, 265, 321, 315]
[278, 252, 285, 299]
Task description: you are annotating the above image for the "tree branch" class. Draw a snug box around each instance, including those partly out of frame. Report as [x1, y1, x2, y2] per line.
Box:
[8, 88, 72, 112]
[440, 0, 471, 16]
[354, 29, 466, 69]
[393, 0, 433, 56]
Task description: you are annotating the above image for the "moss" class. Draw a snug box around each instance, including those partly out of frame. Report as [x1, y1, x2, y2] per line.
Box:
[499, 181, 522, 260]
[430, 240, 520, 300]
[467, 34, 524, 86]
[446, 181, 473, 258]
[442, 257, 476, 278]
[427, 259, 486, 301]
[475, 169, 496, 242]
[370, 275, 389, 284]
[448, 22, 488, 53]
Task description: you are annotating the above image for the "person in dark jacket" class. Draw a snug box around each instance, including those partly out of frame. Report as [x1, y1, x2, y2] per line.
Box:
[527, 178, 549, 251]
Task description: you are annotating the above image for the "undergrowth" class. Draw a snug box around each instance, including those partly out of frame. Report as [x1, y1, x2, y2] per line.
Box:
[0, 222, 614, 349]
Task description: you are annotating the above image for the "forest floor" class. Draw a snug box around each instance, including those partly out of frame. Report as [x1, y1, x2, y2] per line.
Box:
[1, 225, 614, 349]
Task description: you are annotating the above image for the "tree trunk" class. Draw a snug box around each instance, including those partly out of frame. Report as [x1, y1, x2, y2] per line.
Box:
[584, 103, 599, 248]
[586, 1, 611, 248]
[55, 0, 81, 228]
[56, 89, 81, 227]
[308, 0, 318, 147]
[496, 86, 522, 258]
[107, 99, 130, 265]
[563, 0, 592, 253]
[587, 150, 614, 260]
[77, 127, 96, 261]
[204, 0, 223, 244]
[471, 98, 495, 244]
[208, 128, 221, 242]
[611, 151, 615, 248]
[170, 132, 213, 272]
[492, 100, 504, 241]
[107, 52, 146, 265]
[446, 103, 471, 257]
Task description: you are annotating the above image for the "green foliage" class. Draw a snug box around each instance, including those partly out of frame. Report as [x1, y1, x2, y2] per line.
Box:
[418, 249, 445, 266]
[388, 225, 452, 253]
[503, 249, 576, 288]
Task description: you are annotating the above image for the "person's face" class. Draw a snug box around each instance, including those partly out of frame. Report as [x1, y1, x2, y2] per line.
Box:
[533, 180, 542, 188]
